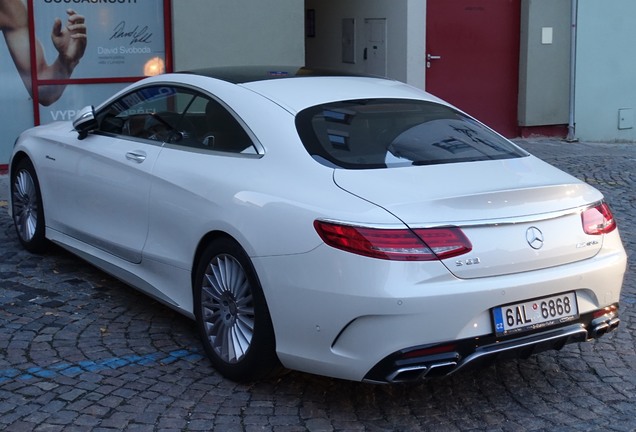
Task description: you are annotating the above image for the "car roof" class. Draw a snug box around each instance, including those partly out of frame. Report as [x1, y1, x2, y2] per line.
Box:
[239, 75, 443, 114]
[140, 66, 446, 115]
[180, 65, 375, 84]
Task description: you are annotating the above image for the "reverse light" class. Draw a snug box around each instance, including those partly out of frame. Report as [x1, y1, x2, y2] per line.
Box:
[581, 203, 617, 235]
[313, 220, 472, 261]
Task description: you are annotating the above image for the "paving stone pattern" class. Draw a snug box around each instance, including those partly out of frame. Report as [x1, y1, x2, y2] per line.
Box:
[0, 139, 634, 431]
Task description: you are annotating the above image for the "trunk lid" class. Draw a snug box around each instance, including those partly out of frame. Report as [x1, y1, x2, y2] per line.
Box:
[333, 156, 604, 278]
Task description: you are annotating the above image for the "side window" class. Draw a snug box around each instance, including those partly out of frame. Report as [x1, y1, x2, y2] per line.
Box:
[96, 85, 257, 154]
[96, 86, 197, 143]
[186, 97, 257, 154]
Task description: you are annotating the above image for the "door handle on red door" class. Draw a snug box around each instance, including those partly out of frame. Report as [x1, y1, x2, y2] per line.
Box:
[426, 53, 442, 68]
[125, 151, 146, 163]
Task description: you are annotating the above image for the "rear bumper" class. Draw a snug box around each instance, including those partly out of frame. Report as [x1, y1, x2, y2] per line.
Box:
[254, 236, 625, 382]
[364, 305, 620, 383]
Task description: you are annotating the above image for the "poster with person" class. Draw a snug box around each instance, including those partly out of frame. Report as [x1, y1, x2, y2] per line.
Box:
[34, 0, 166, 80]
[0, 0, 168, 164]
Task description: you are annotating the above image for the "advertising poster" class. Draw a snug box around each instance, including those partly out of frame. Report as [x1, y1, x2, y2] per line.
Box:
[34, 0, 166, 80]
[0, 34, 34, 164]
[0, 0, 168, 164]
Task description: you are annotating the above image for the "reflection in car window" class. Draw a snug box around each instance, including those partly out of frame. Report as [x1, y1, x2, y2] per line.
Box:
[296, 99, 527, 169]
[96, 86, 196, 143]
[95, 86, 257, 154]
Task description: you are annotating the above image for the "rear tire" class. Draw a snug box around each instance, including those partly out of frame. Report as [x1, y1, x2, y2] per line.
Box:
[11, 158, 47, 253]
[193, 237, 280, 381]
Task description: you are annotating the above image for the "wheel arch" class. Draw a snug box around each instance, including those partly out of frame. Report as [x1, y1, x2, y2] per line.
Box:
[191, 230, 251, 292]
[9, 151, 30, 179]
[190, 230, 281, 380]
[8, 152, 28, 217]
[9, 153, 48, 253]
[9, 151, 48, 222]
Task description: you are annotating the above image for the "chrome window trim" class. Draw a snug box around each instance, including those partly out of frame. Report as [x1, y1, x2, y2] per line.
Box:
[91, 131, 166, 148]
[160, 142, 264, 159]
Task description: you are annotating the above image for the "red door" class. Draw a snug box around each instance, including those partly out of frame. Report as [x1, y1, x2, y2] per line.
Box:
[426, 0, 521, 137]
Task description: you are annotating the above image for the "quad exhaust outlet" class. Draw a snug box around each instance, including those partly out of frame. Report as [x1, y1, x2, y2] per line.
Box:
[365, 307, 620, 384]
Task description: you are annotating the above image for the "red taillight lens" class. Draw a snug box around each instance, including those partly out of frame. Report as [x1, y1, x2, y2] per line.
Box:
[314, 221, 472, 261]
[592, 304, 618, 319]
[581, 203, 617, 235]
[411, 228, 473, 259]
[402, 343, 458, 359]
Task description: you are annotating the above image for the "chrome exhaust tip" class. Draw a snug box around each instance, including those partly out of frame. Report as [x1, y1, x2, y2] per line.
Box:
[386, 360, 458, 383]
[608, 317, 620, 332]
[386, 365, 429, 383]
[591, 322, 609, 338]
[590, 314, 620, 339]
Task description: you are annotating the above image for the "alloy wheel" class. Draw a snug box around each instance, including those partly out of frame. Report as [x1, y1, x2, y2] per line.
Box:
[200, 254, 255, 364]
[12, 169, 39, 243]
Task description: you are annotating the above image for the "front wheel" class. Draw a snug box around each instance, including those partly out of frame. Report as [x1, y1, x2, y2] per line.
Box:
[11, 158, 47, 253]
[193, 238, 280, 381]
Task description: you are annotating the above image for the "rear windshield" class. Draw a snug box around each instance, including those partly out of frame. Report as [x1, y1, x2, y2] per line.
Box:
[295, 99, 527, 169]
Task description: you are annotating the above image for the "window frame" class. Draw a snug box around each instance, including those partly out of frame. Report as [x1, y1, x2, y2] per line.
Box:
[93, 83, 264, 156]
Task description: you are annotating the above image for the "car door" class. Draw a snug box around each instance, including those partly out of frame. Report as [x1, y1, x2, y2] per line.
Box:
[141, 92, 262, 274]
[45, 85, 196, 263]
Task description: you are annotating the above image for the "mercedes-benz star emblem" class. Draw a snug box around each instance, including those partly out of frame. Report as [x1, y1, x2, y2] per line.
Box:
[526, 226, 544, 250]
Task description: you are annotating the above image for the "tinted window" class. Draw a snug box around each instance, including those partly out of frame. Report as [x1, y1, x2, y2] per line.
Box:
[196, 98, 256, 153]
[96, 86, 196, 142]
[296, 99, 527, 169]
[96, 85, 256, 154]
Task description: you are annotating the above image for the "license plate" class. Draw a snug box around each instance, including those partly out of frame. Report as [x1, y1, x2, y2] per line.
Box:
[493, 292, 578, 336]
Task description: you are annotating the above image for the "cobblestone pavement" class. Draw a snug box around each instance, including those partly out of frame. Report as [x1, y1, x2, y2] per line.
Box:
[0, 139, 634, 431]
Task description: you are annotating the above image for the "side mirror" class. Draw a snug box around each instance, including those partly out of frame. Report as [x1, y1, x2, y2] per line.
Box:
[73, 105, 97, 140]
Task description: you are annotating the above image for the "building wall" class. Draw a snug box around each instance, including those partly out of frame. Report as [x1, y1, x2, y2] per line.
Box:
[304, 0, 426, 89]
[171, 0, 305, 70]
[575, 0, 636, 141]
[518, 0, 571, 127]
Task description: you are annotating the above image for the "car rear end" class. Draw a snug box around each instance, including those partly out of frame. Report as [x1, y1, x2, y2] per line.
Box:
[245, 77, 627, 383]
[255, 213, 624, 383]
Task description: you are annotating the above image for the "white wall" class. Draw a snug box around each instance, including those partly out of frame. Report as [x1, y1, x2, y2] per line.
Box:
[171, 0, 305, 70]
[406, 0, 427, 89]
[305, 0, 426, 88]
[575, 1, 636, 142]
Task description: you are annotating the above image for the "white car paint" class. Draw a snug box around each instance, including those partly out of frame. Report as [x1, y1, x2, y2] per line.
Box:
[8, 69, 627, 383]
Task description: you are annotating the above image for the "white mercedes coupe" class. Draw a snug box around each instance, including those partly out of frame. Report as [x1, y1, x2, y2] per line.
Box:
[9, 66, 627, 383]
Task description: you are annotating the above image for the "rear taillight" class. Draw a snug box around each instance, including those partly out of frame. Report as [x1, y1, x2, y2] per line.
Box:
[581, 202, 617, 235]
[313, 220, 472, 261]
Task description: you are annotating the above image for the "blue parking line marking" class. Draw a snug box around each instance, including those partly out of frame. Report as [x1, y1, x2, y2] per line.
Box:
[60, 366, 84, 377]
[0, 349, 204, 383]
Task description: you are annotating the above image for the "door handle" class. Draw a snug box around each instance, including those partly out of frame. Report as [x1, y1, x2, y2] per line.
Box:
[426, 54, 442, 68]
[126, 151, 147, 163]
